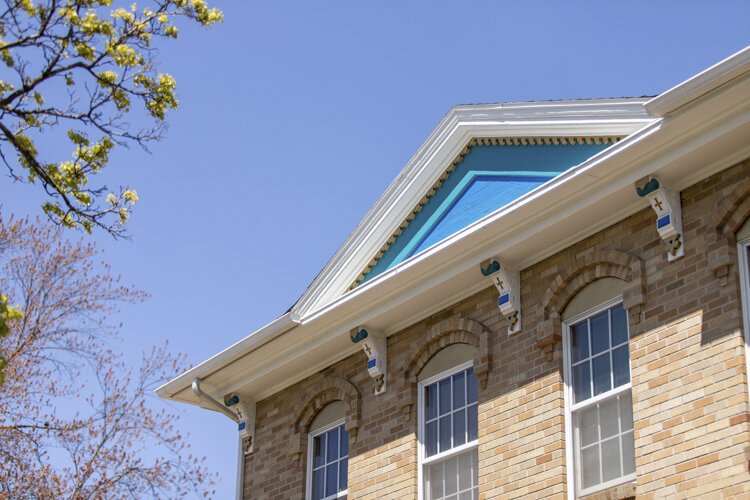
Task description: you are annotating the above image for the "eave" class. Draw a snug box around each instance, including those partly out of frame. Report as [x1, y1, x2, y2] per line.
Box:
[156, 48, 750, 411]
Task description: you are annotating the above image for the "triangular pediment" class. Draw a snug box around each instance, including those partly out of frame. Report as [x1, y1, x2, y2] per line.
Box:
[357, 137, 616, 285]
[293, 99, 654, 315]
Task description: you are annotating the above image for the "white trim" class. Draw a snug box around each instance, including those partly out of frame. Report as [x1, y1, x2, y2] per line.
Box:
[306, 418, 348, 500]
[562, 298, 634, 499]
[645, 45, 750, 116]
[737, 238, 750, 419]
[418, 360, 476, 500]
[155, 312, 300, 399]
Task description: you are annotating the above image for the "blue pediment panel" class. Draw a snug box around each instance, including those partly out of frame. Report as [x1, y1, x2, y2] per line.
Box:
[360, 141, 611, 284]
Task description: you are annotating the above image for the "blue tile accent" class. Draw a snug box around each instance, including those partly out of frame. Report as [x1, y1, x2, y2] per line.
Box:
[238, 421, 246, 431]
[367, 358, 377, 369]
[498, 293, 510, 306]
[361, 143, 611, 283]
[657, 214, 671, 229]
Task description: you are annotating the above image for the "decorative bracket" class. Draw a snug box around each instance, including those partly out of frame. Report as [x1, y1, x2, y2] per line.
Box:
[350, 327, 387, 395]
[636, 177, 684, 261]
[481, 259, 521, 334]
[224, 394, 256, 454]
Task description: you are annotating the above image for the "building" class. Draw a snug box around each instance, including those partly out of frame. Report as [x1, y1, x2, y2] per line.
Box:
[157, 46, 750, 499]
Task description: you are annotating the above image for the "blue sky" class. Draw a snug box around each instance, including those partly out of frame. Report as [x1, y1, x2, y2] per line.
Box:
[3, 1, 750, 497]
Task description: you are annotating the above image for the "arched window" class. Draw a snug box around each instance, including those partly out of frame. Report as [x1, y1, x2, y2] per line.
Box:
[306, 401, 349, 500]
[418, 344, 479, 500]
[562, 279, 636, 497]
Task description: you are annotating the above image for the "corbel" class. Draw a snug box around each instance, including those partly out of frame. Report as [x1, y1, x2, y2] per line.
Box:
[481, 259, 521, 334]
[636, 177, 684, 261]
[224, 394, 256, 455]
[350, 327, 387, 395]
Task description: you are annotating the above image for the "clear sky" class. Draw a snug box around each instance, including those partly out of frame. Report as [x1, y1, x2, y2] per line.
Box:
[3, 1, 750, 497]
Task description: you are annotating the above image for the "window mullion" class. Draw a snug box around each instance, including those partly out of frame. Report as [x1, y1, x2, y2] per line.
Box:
[588, 318, 594, 400]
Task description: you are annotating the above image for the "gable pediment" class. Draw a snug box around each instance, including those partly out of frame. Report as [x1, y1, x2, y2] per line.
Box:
[357, 137, 618, 286]
[293, 99, 654, 316]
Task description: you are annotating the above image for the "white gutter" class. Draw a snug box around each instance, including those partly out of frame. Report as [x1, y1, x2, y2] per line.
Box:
[156, 311, 301, 399]
[646, 45, 750, 116]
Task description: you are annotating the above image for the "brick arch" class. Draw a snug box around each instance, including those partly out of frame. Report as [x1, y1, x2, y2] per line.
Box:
[537, 249, 646, 359]
[398, 315, 490, 421]
[710, 173, 750, 282]
[288, 376, 360, 464]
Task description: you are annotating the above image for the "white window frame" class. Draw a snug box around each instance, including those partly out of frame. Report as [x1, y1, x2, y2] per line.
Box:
[306, 418, 348, 500]
[562, 297, 636, 499]
[417, 360, 478, 500]
[737, 236, 750, 414]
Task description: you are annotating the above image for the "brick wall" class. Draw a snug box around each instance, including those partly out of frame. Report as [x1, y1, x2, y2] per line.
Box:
[242, 160, 750, 499]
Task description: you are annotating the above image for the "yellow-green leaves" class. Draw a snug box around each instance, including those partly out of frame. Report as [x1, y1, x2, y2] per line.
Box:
[123, 189, 138, 203]
[1, 0, 222, 236]
[1, 47, 14, 67]
[0, 294, 22, 384]
[79, 11, 114, 36]
[106, 41, 143, 67]
[75, 42, 97, 61]
[0, 294, 22, 339]
[135, 73, 177, 120]
[190, 0, 223, 26]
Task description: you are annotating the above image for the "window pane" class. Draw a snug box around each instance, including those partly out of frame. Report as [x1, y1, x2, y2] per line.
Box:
[592, 354, 612, 396]
[453, 409, 466, 446]
[313, 434, 325, 469]
[426, 383, 438, 421]
[340, 426, 348, 458]
[581, 444, 600, 490]
[572, 361, 591, 403]
[601, 437, 621, 482]
[327, 428, 339, 462]
[571, 321, 589, 363]
[619, 391, 634, 431]
[444, 456, 458, 495]
[429, 461, 443, 499]
[467, 369, 478, 404]
[600, 397, 619, 439]
[591, 311, 610, 355]
[453, 371, 466, 408]
[312, 468, 325, 500]
[459, 492, 473, 500]
[425, 421, 438, 457]
[612, 345, 630, 388]
[439, 379, 452, 414]
[622, 430, 636, 475]
[577, 405, 598, 447]
[439, 415, 452, 453]
[325, 463, 338, 497]
[458, 451, 472, 492]
[339, 458, 348, 491]
[467, 404, 478, 442]
[611, 305, 628, 345]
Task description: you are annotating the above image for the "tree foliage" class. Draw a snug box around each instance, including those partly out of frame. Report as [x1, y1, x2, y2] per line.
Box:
[0, 0, 221, 236]
[0, 214, 215, 498]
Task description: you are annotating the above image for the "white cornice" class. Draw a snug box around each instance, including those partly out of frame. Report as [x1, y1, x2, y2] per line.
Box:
[646, 45, 750, 116]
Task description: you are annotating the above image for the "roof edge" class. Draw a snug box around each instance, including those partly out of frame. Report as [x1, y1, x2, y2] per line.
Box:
[646, 45, 750, 116]
[155, 311, 300, 399]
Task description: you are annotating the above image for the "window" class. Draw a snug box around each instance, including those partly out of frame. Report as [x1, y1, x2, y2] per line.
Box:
[419, 361, 479, 500]
[307, 417, 348, 500]
[737, 224, 750, 416]
[564, 300, 635, 497]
